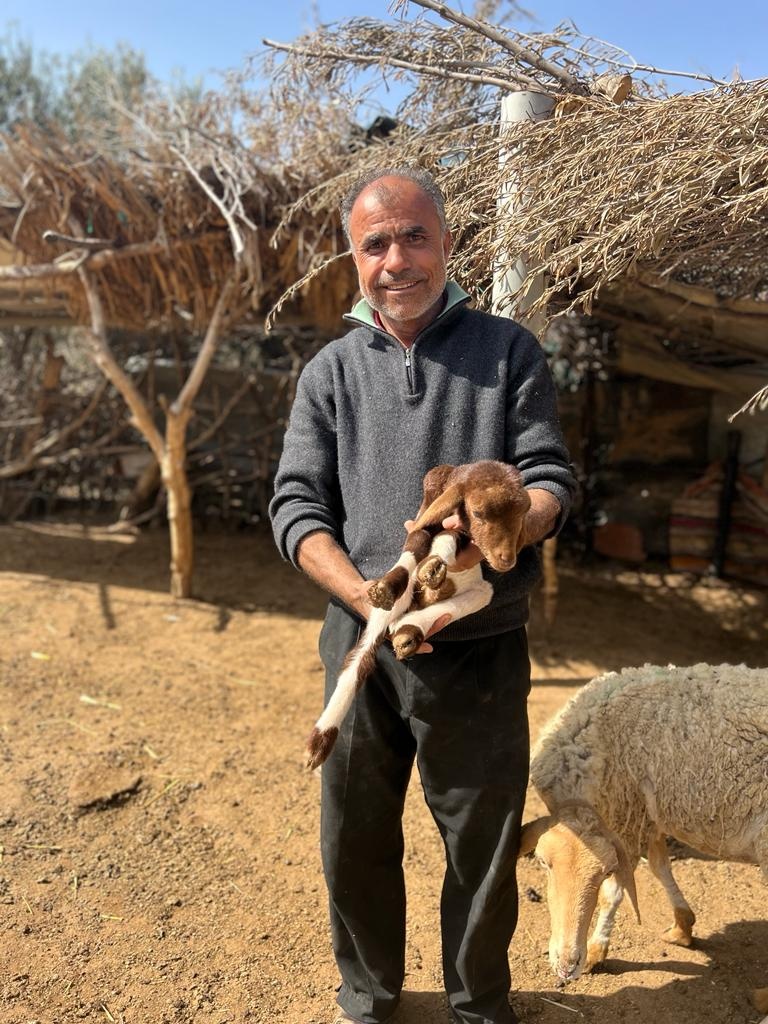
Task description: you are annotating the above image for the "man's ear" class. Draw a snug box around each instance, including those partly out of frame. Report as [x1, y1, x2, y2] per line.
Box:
[443, 228, 453, 261]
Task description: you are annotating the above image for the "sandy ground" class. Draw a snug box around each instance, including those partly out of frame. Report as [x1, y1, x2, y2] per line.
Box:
[0, 522, 766, 1024]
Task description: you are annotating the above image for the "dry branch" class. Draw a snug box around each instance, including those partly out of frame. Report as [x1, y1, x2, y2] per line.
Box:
[263, 38, 529, 93]
[396, 0, 586, 93]
[0, 379, 109, 479]
[173, 273, 239, 414]
[78, 268, 165, 459]
[729, 386, 768, 421]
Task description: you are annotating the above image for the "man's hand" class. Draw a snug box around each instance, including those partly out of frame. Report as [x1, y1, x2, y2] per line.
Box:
[414, 612, 452, 654]
[297, 531, 376, 621]
[404, 515, 483, 572]
[439, 513, 484, 571]
[520, 489, 561, 548]
[348, 578, 376, 621]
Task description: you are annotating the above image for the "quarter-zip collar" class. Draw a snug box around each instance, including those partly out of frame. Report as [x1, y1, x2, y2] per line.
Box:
[343, 281, 471, 346]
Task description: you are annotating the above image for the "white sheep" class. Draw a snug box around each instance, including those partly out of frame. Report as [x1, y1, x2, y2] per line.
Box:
[519, 662, 768, 1013]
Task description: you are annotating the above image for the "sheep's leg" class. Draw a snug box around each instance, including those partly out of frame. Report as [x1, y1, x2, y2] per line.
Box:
[416, 531, 460, 591]
[390, 570, 492, 660]
[647, 831, 695, 946]
[585, 875, 623, 972]
[369, 529, 433, 610]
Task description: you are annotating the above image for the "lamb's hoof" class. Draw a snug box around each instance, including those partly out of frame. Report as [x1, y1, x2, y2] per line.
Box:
[752, 987, 768, 1013]
[392, 625, 425, 660]
[662, 925, 693, 947]
[306, 726, 338, 770]
[417, 555, 447, 590]
[585, 940, 609, 973]
[368, 579, 395, 611]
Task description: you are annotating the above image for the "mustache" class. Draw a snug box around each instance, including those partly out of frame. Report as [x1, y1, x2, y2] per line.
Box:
[376, 275, 424, 287]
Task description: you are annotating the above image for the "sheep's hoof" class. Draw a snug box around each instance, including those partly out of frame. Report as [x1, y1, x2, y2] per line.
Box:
[752, 987, 768, 1013]
[663, 907, 695, 947]
[392, 625, 424, 660]
[417, 555, 447, 590]
[662, 925, 693, 947]
[585, 940, 609, 972]
[368, 579, 395, 611]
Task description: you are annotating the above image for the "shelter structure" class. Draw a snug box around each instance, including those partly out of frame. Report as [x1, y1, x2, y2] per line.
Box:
[0, 113, 357, 595]
[264, 0, 768, 583]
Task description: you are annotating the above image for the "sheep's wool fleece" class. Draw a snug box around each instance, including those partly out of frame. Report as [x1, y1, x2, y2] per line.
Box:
[530, 663, 768, 864]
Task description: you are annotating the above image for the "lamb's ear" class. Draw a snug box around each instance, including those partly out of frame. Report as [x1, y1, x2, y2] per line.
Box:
[518, 815, 554, 857]
[609, 832, 641, 923]
[412, 485, 464, 531]
[421, 465, 457, 507]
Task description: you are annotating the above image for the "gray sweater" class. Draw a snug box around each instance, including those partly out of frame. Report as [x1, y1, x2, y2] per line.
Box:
[269, 282, 576, 639]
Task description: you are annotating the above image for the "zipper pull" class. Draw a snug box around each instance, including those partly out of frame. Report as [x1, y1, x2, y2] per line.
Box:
[403, 346, 414, 392]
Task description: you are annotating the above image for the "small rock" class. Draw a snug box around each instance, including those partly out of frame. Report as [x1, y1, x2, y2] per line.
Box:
[68, 765, 141, 812]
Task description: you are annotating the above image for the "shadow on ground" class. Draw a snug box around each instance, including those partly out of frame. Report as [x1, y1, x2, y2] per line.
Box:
[1, 521, 765, 670]
[393, 919, 768, 1022]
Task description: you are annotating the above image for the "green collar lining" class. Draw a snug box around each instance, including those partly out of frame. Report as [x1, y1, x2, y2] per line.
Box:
[343, 281, 471, 337]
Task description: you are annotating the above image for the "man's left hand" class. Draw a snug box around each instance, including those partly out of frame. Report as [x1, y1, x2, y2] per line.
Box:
[414, 612, 452, 654]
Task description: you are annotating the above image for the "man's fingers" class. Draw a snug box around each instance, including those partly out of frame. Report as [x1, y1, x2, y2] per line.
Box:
[425, 613, 452, 638]
[414, 613, 452, 654]
[441, 513, 462, 530]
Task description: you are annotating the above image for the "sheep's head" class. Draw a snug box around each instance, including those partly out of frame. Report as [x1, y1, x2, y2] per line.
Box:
[519, 806, 640, 982]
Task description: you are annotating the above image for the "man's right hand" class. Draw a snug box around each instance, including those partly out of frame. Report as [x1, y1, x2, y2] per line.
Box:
[348, 578, 376, 621]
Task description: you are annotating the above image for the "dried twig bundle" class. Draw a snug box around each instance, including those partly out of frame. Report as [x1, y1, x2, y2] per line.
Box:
[262, 0, 767, 322]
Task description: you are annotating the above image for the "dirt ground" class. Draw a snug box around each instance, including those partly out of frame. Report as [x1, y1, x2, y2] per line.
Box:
[0, 521, 766, 1024]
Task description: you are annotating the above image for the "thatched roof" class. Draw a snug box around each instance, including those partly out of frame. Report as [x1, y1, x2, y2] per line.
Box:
[0, 110, 356, 335]
[260, 0, 768, 403]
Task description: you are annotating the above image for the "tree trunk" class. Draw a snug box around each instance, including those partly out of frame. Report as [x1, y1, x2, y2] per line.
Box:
[162, 408, 194, 598]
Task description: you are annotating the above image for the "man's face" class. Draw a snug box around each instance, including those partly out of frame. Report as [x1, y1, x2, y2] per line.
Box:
[348, 176, 452, 334]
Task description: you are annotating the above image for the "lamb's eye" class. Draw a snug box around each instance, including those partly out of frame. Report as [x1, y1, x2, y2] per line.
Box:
[469, 507, 486, 522]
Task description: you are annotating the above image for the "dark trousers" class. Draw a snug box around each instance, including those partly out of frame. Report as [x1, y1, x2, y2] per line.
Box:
[318, 601, 531, 1024]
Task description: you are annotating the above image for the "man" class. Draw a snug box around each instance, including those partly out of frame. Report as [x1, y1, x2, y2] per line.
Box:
[270, 166, 575, 1024]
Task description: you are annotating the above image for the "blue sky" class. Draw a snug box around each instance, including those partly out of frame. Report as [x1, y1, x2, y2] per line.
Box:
[2, 0, 766, 100]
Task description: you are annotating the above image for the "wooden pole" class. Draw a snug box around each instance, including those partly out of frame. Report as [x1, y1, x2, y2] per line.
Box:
[710, 430, 742, 579]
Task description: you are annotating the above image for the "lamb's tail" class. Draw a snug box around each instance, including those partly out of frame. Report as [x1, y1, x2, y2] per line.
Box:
[306, 581, 415, 770]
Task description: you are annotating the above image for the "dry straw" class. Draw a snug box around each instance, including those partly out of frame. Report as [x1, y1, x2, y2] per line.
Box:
[0, 92, 356, 334]
[263, 0, 768, 322]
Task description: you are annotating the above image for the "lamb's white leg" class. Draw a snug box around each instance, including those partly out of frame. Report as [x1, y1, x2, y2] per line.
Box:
[584, 874, 623, 971]
[390, 567, 492, 660]
[306, 576, 417, 770]
[416, 530, 460, 590]
[646, 831, 695, 946]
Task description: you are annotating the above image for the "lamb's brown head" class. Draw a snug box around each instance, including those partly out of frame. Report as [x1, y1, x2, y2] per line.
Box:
[465, 470, 530, 571]
[411, 461, 531, 572]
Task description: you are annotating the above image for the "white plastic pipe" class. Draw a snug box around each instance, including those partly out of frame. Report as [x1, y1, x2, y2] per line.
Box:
[492, 91, 555, 336]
